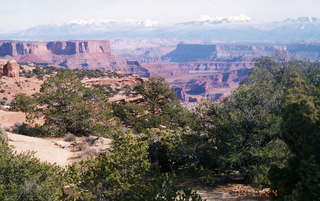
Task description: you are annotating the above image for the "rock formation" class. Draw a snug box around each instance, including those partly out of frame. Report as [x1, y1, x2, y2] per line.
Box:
[83, 76, 145, 103]
[162, 44, 217, 62]
[287, 44, 320, 60]
[3, 60, 20, 77]
[157, 43, 290, 102]
[162, 43, 292, 62]
[122, 42, 320, 102]
[0, 40, 149, 78]
[144, 60, 253, 102]
[83, 76, 145, 87]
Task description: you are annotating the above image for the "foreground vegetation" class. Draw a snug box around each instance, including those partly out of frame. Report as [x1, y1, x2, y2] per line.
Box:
[6, 57, 320, 200]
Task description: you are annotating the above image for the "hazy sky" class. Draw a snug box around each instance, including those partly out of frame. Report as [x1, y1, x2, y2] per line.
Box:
[1, 0, 320, 32]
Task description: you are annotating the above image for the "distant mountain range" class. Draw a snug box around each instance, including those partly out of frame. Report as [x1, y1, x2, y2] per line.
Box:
[2, 17, 320, 42]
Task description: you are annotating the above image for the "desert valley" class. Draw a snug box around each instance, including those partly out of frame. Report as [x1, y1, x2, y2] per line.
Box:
[1, 40, 320, 104]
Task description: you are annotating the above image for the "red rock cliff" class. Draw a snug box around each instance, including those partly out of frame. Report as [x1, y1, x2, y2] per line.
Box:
[0, 40, 126, 70]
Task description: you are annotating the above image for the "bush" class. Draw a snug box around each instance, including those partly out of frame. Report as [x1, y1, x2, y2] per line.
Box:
[146, 127, 203, 172]
[0, 144, 66, 201]
[64, 133, 76, 142]
[66, 129, 203, 201]
[36, 71, 114, 137]
[10, 93, 37, 113]
[113, 77, 198, 132]
[10, 123, 45, 137]
[0, 98, 6, 106]
[269, 73, 320, 200]
[0, 126, 8, 145]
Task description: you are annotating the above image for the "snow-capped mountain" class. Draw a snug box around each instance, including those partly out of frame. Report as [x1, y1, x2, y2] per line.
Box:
[67, 19, 160, 27]
[2, 17, 320, 42]
[180, 15, 251, 26]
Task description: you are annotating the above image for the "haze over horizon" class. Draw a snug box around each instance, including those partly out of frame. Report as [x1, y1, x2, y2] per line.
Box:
[1, 0, 320, 33]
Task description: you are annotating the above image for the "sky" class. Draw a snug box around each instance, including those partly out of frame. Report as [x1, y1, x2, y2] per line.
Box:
[1, 0, 320, 32]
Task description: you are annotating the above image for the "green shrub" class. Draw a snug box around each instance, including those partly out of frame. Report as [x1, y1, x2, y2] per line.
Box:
[0, 126, 8, 145]
[0, 144, 66, 201]
[10, 93, 37, 113]
[66, 129, 203, 201]
[36, 71, 114, 137]
[11, 123, 45, 137]
[146, 127, 203, 172]
[269, 73, 320, 200]
[113, 77, 198, 132]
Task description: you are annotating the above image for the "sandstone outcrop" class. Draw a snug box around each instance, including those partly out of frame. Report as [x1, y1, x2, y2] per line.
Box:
[0, 40, 150, 78]
[83, 76, 145, 103]
[162, 44, 217, 62]
[126, 42, 320, 102]
[83, 76, 144, 87]
[157, 43, 289, 102]
[3, 60, 19, 77]
[144, 61, 252, 102]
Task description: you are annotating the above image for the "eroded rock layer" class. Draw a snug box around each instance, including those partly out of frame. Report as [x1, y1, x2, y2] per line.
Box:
[3, 60, 20, 78]
[163, 44, 286, 62]
[0, 40, 149, 77]
[144, 61, 253, 102]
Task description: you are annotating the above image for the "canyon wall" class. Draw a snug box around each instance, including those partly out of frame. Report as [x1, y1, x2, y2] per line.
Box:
[3, 41, 319, 103]
[162, 44, 217, 62]
[144, 61, 253, 102]
[156, 43, 320, 102]
[0, 40, 149, 77]
[287, 44, 320, 60]
[163, 43, 320, 62]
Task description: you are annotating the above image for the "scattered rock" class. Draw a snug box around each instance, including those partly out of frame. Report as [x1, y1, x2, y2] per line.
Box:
[54, 140, 74, 149]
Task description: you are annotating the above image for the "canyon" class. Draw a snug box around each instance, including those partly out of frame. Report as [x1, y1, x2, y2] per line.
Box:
[0, 40, 149, 77]
[145, 43, 320, 102]
[1, 40, 320, 103]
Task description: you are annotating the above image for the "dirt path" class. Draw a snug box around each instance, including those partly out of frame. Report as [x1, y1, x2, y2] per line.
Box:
[0, 110, 26, 129]
[8, 132, 74, 167]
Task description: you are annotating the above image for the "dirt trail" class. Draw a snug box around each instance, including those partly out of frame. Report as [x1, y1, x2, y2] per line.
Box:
[8, 132, 74, 167]
[0, 110, 26, 129]
[0, 110, 73, 166]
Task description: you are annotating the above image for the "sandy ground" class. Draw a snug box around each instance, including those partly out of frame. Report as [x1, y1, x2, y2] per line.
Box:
[6, 132, 112, 167]
[0, 110, 26, 129]
[8, 132, 74, 167]
[0, 107, 74, 167]
[0, 110, 111, 167]
[0, 75, 43, 103]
